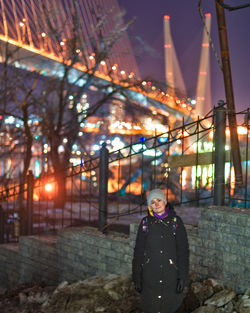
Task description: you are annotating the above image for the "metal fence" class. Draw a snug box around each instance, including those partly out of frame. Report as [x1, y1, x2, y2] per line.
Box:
[0, 107, 249, 242]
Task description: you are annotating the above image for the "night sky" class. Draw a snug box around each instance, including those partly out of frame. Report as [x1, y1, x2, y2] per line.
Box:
[119, 0, 250, 116]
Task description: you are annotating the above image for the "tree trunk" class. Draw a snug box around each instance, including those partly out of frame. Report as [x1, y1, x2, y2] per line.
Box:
[49, 137, 68, 209]
[54, 168, 67, 209]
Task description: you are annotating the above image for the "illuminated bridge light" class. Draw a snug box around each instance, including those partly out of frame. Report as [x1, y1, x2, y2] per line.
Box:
[205, 13, 211, 17]
[158, 137, 168, 143]
[202, 43, 209, 47]
[164, 44, 171, 48]
[164, 15, 170, 19]
[237, 126, 248, 135]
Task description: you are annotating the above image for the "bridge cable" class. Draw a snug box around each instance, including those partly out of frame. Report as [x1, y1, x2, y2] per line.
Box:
[198, 0, 223, 70]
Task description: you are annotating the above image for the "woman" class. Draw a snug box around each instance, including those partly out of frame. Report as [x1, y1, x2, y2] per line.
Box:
[132, 189, 189, 313]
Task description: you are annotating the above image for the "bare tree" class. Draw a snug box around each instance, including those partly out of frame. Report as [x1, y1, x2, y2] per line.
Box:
[28, 1, 154, 208]
[0, 41, 41, 190]
[0, 0, 176, 209]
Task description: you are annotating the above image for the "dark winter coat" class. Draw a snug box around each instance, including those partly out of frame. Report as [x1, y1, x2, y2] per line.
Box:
[132, 204, 189, 313]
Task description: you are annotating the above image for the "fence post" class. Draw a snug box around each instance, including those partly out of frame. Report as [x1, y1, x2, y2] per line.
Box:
[98, 143, 109, 233]
[0, 205, 4, 243]
[26, 170, 34, 235]
[214, 105, 226, 205]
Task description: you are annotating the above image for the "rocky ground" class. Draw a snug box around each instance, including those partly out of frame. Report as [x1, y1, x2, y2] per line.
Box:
[0, 273, 249, 313]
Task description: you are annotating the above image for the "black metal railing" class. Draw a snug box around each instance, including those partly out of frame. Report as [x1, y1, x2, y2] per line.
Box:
[0, 107, 249, 241]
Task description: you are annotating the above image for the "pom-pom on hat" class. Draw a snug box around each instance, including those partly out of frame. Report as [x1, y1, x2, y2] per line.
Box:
[147, 189, 166, 207]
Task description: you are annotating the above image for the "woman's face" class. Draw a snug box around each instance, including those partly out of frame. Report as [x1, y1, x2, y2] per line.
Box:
[150, 198, 166, 215]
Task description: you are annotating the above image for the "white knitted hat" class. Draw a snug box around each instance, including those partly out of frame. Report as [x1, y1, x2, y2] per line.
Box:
[147, 189, 166, 206]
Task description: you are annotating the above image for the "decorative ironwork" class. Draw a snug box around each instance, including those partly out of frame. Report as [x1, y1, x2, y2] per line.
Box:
[0, 111, 249, 242]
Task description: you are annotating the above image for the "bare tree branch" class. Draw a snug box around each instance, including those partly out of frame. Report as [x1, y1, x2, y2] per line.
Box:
[216, 0, 250, 11]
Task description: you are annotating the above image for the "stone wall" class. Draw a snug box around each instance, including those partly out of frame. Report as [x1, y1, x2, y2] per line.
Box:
[57, 227, 131, 282]
[0, 243, 19, 288]
[0, 206, 249, 292]
[18, 235, 58, 286]
[190, 206, 250, 293]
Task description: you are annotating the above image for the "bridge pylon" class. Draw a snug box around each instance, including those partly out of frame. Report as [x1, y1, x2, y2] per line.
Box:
[195, 13, 212, 117]
[163, 15, 186, 102]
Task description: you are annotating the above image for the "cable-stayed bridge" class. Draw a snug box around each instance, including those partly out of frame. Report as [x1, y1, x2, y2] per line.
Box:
[0, 0, 192, 133]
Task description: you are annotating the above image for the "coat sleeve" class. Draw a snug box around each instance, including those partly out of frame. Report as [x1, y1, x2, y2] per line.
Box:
[176, 216, 189, 282]
[132, 220, 146, 284]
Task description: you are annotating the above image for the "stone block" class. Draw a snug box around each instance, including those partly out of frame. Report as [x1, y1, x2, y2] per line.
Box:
[97, 262, 106, 271]
[74, 254, 85, 263]
[245, 246, 250, 256]
[123, 254, 132, 263]
[245, 226, 250, 236]
[230, 224, 245, 235]
[130, 223, 139, 235]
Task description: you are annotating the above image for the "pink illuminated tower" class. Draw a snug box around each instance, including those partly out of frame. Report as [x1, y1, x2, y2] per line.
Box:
[195, 13, 212, 117]
[163, 15, 186, 100]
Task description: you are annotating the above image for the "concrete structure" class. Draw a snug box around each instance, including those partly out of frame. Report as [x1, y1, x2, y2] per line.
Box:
[0, 205, 249, 292]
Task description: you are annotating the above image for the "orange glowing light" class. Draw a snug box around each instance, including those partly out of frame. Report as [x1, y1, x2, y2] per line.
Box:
[45, 183, 53, 192]
[164, 15, 170, 20]
[205, 13, 211, 17]
[237, 126, 248, 135]
[209, 130, 214, 140]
